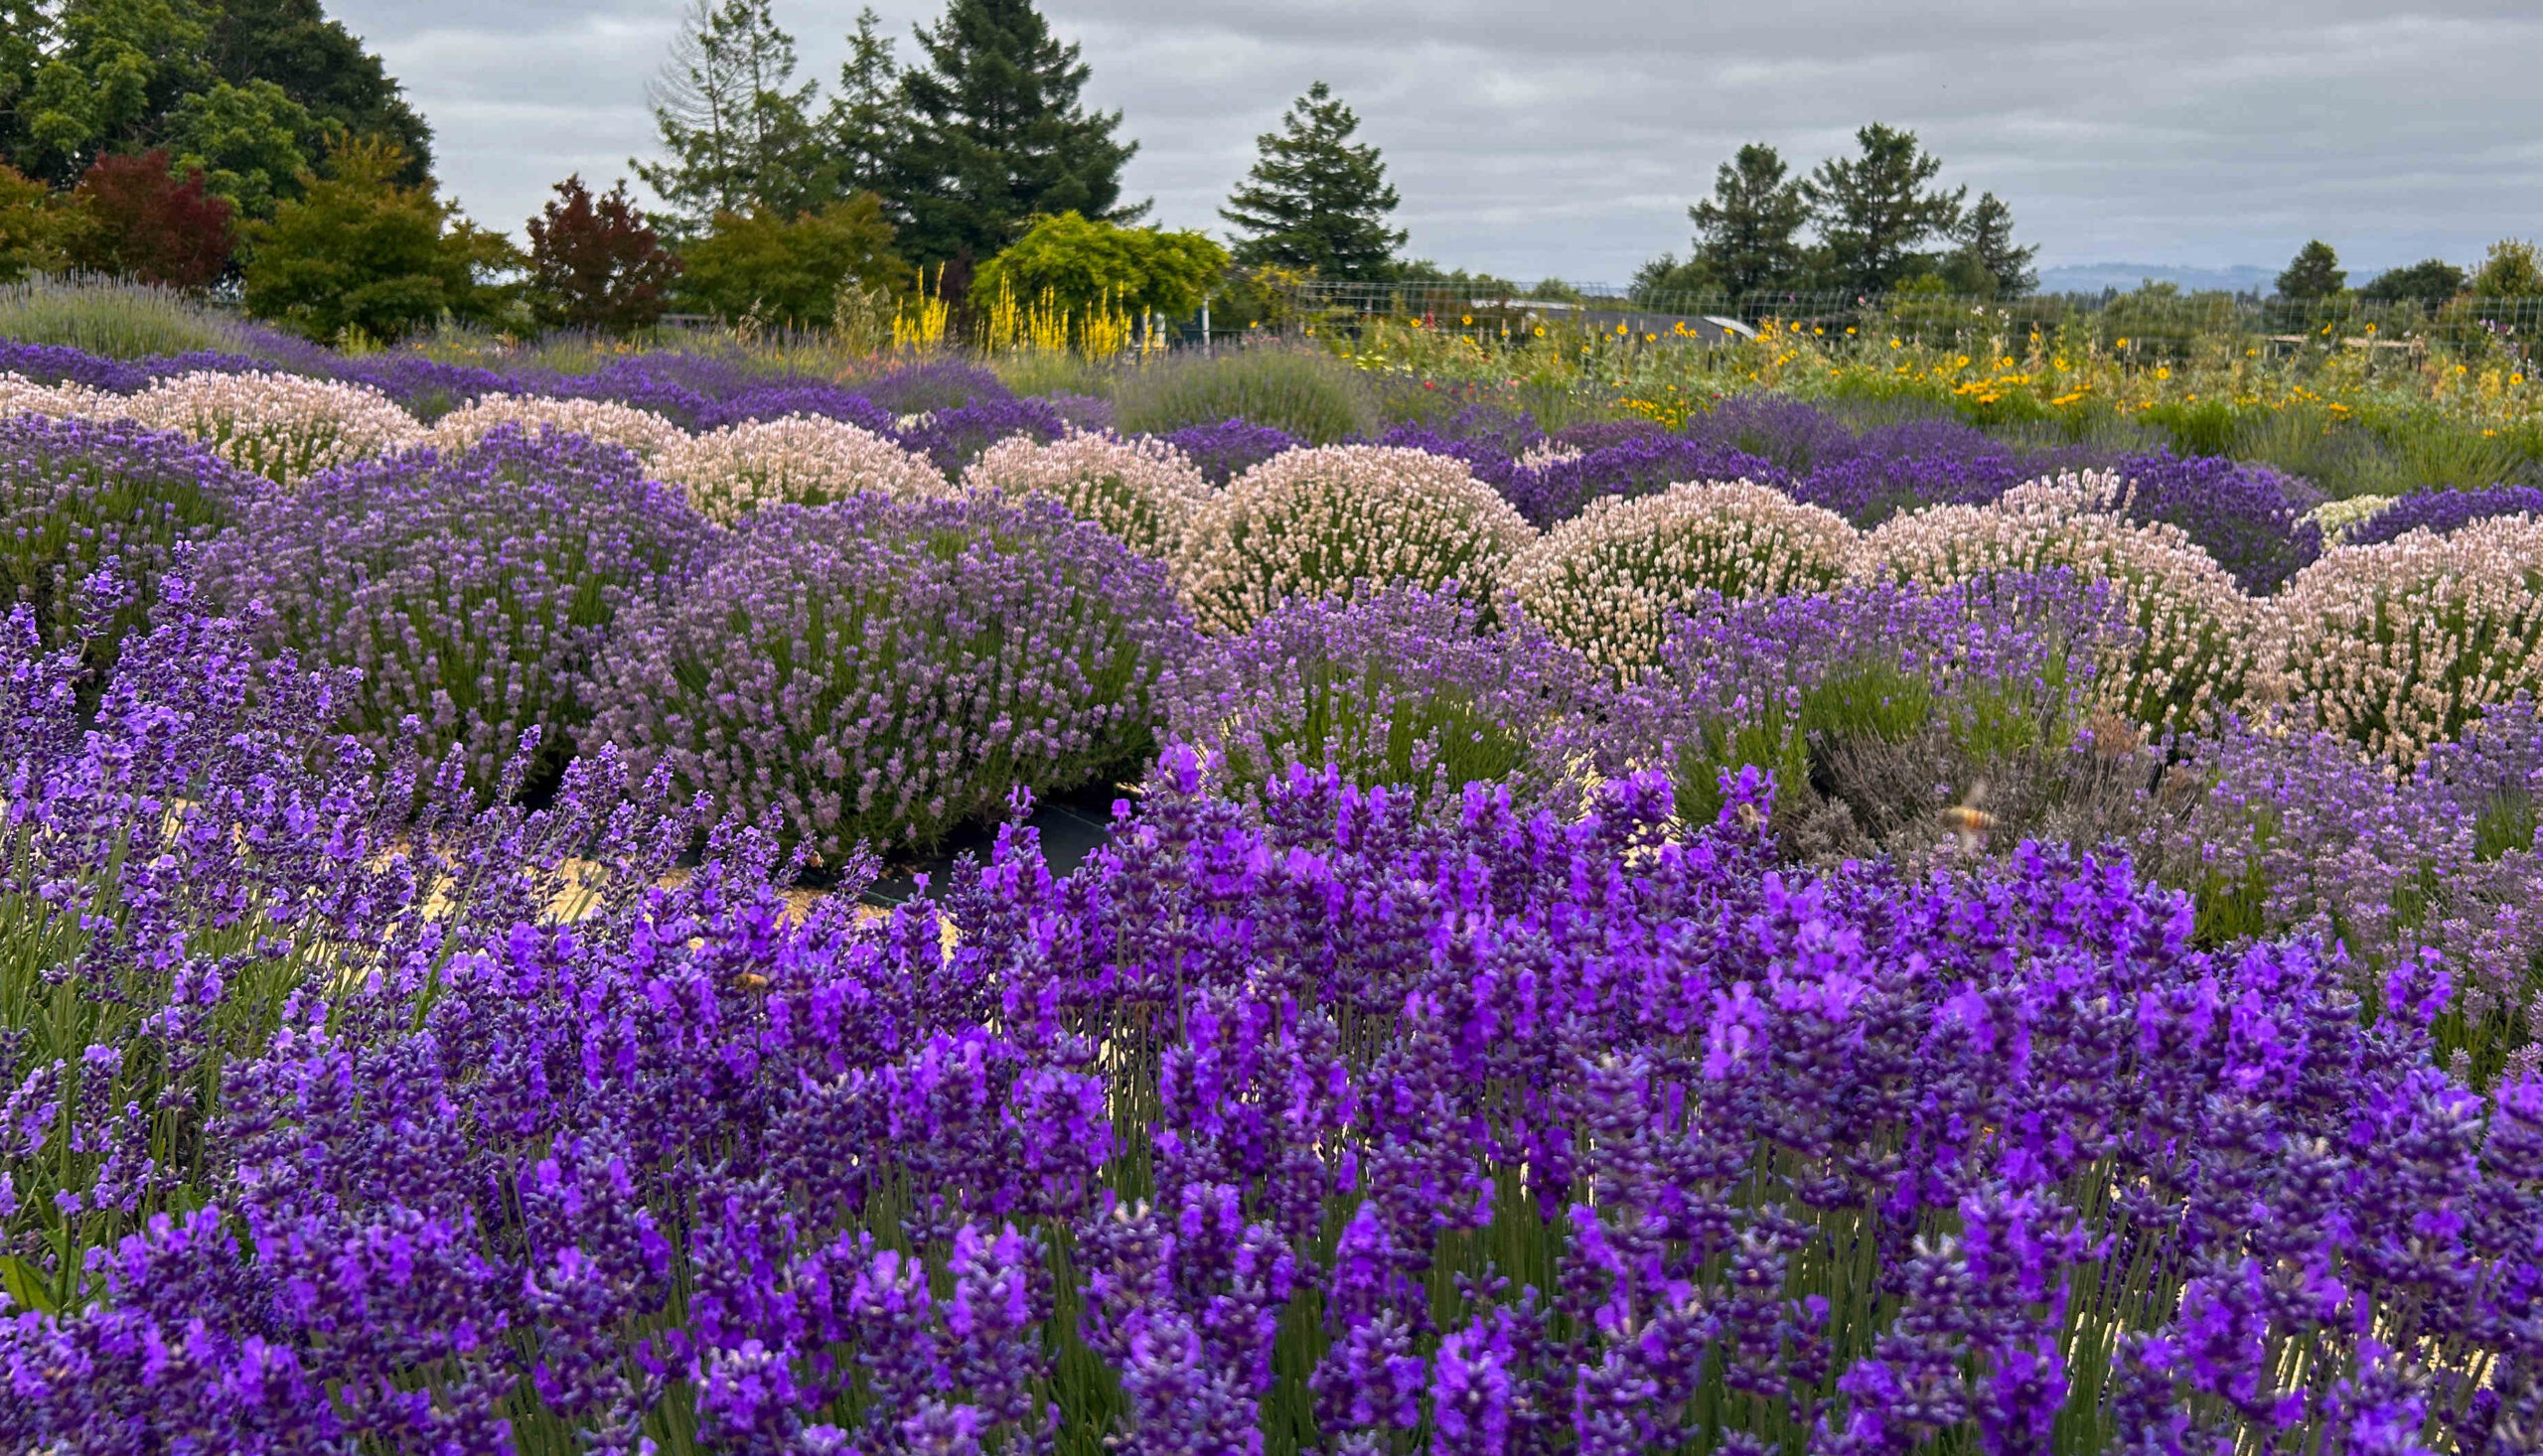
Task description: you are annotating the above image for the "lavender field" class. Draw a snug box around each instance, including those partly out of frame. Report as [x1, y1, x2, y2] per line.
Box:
[4, 332, 2541, 1453]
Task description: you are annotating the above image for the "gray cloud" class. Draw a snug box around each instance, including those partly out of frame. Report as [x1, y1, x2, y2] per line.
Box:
[328, 0, 2543, 281]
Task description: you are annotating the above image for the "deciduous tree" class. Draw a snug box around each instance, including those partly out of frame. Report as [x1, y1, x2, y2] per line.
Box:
[241, 137, 516, 342]
[674, 192, 907, 328]
[525, 175, 680, 335]
[67, 148, 233, 285]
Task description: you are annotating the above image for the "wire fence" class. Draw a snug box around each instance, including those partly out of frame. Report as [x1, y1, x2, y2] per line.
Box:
[1270, 279, 2543, 355]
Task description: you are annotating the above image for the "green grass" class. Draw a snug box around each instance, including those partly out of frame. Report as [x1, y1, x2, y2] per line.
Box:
[1111, 346, 1379, 442]
[0, 275, 251, 359]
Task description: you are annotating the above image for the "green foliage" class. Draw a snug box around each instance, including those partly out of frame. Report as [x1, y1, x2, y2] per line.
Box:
[241, 137, 518, 344]
[11, 0, 212, 185]
[2275, 239, 2345, 301]
[202, 0, 433, 184]
[972, 211, 1225, 318]
[673, 192, 907, 328]
[1688, 142, 1809, 301]
[890, 0, 1142, 266]
[0, 164, 73, 282]
[1945, 191, 2035, 299]
[1629, 251, 1717, 306]
[2, 0, 429, 191]
[524, 174, 681, 335]
[1802, 124, 1964, 296]
[632, 0, 828, 238]
[1221, 81, 1404, 283]
[158, 76, 312, 218]
[822, 6, 902, 202]
[1109, 346, 1378, 442]
[2470, 238, 2543, 298]
[2360, 257, 2466, 308]
[0, 275, 246, 357]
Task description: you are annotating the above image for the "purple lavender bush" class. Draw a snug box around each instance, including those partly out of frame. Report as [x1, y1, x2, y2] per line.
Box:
[1159, 585, 1604, 816]
[691, 382, 901, 436]
[1156, 417, 1298, 486]
[858, 358, 1012, 414]
[899, 393, 1071, 475]
[2142, 698, 2543, 1084]
[1501, 435, 1787, 527]
[2110, 448, 2322, 593]
[586, 493, 1189, 859]
[196, 424, 716, 803]
[1618, 571, 2127, 831]
[0, 414, 263, 676]
[0, 339, 153, 391]
[2, 627, 2536, 1452]
[2349, 482, 2543, 547]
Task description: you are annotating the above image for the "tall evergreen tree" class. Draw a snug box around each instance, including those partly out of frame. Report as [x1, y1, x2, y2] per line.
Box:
[1803, 123, 1964, 296]
[633, 0, 825, 237]
[822, 8, 902, 202]
[1686, 143, 1808, 302]
[1944, 191, 2035, 298]
[1220, 81, 1404, 282]
[889, 0, 1141, 267]
[2276, 239, 2344, 300]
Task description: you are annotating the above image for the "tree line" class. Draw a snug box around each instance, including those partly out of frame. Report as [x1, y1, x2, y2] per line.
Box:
[3, 0, 2530, 346]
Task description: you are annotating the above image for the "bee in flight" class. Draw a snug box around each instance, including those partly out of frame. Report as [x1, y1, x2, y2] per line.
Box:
[1937, 781, 1996, 851]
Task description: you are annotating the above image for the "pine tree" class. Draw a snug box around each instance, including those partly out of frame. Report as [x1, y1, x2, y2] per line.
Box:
[822, 8, 901, 201]
[889, 0, 1142, 267]
[633, 0, 825, 237]
[1803, 123, 1964, 296]
[2276, 239, 2345, 301]
[1944, 191, 2035, 299]
[1220, 81, 1404, 283]
[1686, 143, 1807, 302]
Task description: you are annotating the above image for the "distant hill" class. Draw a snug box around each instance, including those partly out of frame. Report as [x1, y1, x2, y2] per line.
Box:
[2035, 262, 2278, 296]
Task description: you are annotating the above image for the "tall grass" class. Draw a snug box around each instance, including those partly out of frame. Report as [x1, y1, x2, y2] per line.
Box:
[0, 276, 250, 359]
[1111, 345, 1378, 442]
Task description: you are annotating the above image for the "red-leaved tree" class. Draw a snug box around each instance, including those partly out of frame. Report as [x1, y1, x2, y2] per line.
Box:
[524, 175, 681, 334]
[68, 152, 236, 288]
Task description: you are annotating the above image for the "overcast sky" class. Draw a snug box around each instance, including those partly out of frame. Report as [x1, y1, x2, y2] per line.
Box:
[328, 0, 2543, 285]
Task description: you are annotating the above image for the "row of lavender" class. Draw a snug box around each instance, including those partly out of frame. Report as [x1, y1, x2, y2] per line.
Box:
[3, 599, 2538, 1452]
[8, 362, 2537, 827]
[5, 342, 2543, 1446]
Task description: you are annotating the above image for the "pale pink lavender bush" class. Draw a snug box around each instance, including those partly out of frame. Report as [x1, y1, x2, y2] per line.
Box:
[962, 430, 1213, 557]
[112, 369, 424, 485]
[1175, 445, 1538, 634]
[422, 392, 687, 459]
[586, 494, 1189, 858]
[2269, 514, 2543, 761]
[1857, 472, 2261, 728]
[656, 413, 947, 522]
[1506, 480, 1858, 673]
[197, 425, 715, 801]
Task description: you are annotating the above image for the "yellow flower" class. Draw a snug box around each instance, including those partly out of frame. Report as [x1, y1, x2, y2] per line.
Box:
[2115, 338, 2129, 348]
[1845, 327, 1857, 335]
[1888, 338, 1902, 349]
[1533, 326, 1546, 338]
[2156, 367, 2170, 380]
